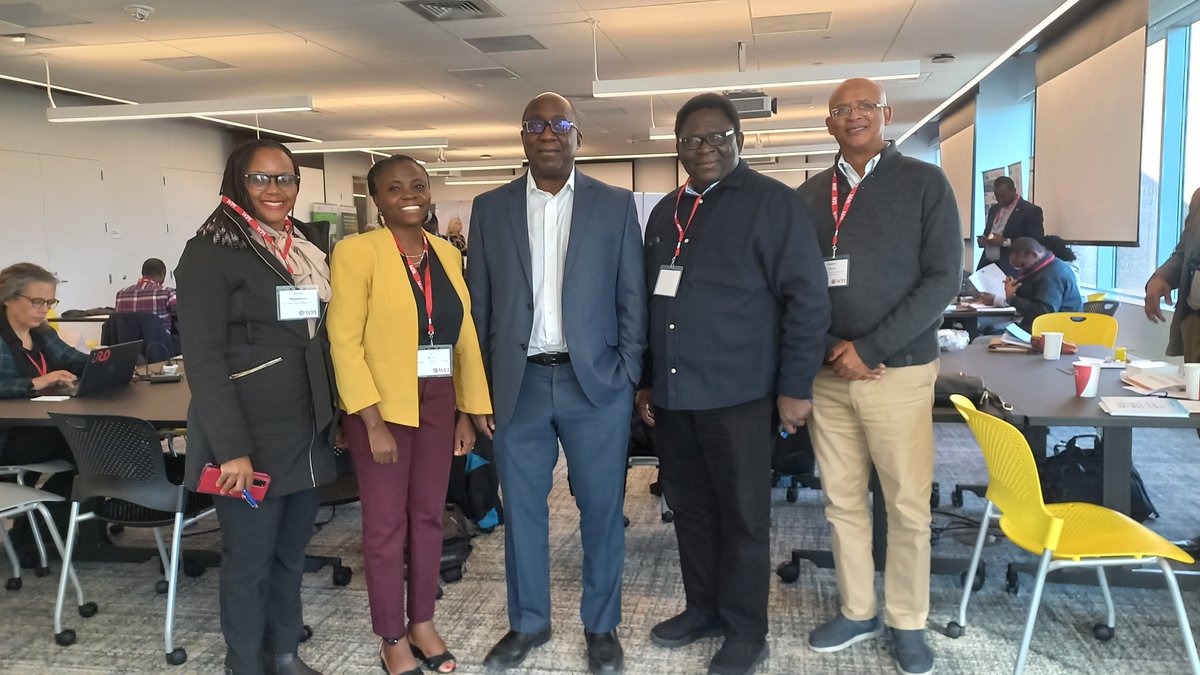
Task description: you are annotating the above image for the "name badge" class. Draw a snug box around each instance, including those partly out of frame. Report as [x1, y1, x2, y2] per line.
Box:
[417, 344, 453, 378]
[824, 256, 849, 288]
[654, 265, 683, 297]
[277, 285, 320, 321]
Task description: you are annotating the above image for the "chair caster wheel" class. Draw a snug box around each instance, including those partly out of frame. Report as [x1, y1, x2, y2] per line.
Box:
[299, 625, 313, 642]
[34, 566, 50, 578]
[930, 484, 941, 509]
[109, 524, 124, 536]
[332, 565, 352, 586]
[156, 580, 169, 594]
[6, 577, 21, 591]
[78, 602, 98, 618]
[1092, 623, 1115, 642]
[55, 629, 76, 646]
[960, 562, 985, 591]
[945, 622, 964, 639]
[786, 486, 799, 503]
[1005, 567, 1020, 595]
[623, 515, 631, 528]
[436, 585, 444, 600]
[661, 511, 674, 523]
[776, 562, 800, 584]
[952, 488, 964, 508]
[165, 647, 187, 665]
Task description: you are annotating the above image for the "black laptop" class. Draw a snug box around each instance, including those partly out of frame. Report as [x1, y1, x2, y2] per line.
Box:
[45, 340, 143, 397]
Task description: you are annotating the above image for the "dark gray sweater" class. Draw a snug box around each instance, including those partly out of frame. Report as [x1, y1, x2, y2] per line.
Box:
[797, 142, 962, 369]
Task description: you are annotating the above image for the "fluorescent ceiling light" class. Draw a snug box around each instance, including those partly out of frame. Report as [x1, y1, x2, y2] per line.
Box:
[897, 0, 1083, 144]
[760, 167, 826, 174]
[47, 94, 313, 122]
[649, 124, 826, 140]
[444, 177, 516, 186]
[579, 152, 678, 161]
[286, 138, 449, 154]
[425, 159, 525, 173]
[593, 60, 921, 98]
[742, 144, 839, 159]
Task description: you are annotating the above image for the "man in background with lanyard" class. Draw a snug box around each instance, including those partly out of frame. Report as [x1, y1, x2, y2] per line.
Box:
[797, 78, 961, 675]
[637, 93, 829, 675]
[975, 175, 1044, 277]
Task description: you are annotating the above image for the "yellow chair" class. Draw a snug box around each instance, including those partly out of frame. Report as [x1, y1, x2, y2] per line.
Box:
[1030, 312, 1118, 348]
[1086, 291, 1107, 302]
[947, 395, 1198, 674]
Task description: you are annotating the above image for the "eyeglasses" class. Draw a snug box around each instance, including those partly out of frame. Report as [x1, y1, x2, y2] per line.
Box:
[19, 294, 59, 309]
[243, 173, 301, 189]
[830, 102, 887, 119]
[677, 129, 737, 151]
[521, 118, 577, 135]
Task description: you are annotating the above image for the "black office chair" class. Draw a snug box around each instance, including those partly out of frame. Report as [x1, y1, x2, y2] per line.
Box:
[303, 447, 357, 587]
[48, 413, 214, 667]
[1082, 299, 1120, 316]
[101, 311, 178, 364]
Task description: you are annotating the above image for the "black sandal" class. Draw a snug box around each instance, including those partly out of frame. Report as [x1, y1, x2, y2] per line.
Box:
[379, 639, 422, 675]
[411, 645, 457, 673]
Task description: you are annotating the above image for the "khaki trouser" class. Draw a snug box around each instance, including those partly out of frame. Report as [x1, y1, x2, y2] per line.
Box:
[808, 360, 939, 630]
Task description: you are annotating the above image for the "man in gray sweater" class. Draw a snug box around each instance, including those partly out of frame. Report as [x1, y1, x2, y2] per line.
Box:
[796, 78, 962, 675]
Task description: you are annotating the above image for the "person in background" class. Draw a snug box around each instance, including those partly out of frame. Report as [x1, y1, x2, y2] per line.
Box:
[445, 216, 468, 255]
[1145, 185, 1200, 554]
[978, 236, 1082, 333]
[797, 78, 962, 675]
[0, 262, 87, 561]
[467, 92, 646, 674]
[115, 257, 177, 334]
[636, 93, 830, 675]
[976, 175, 1044, 277]
[176, 139, 338, 675]
[329, 155, 491, 675]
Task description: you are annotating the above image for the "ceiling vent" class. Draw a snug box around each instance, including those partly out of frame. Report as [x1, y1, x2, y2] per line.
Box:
[726, 91, 778, 120]
[400, 0, 503, 21]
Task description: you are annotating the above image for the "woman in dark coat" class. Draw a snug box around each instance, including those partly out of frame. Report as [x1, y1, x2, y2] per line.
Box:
[175, 139, 337, 675]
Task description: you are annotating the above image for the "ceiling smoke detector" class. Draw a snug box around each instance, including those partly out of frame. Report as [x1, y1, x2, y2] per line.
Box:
[124, 4, 154, 22]
[931, 53, 956, 64]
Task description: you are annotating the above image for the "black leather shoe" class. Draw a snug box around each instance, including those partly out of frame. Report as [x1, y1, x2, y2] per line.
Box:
[585, 630, 624, 674]
[266, 653, 323, 675]
[707, 639, 768, 675]
[483, 628, 552, 669]
[650, 609, 723, 648]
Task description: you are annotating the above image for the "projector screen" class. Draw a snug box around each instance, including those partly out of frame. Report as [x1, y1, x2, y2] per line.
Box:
[1033, 27, 1146, 244]
[939, 125, 976, 239]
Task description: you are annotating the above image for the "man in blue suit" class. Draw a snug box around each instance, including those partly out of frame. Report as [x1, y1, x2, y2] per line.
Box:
[467, 92, 647, 674]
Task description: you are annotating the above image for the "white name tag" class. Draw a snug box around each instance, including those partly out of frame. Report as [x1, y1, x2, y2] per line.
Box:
[417, 344, 453, 378]
[824, 257, 849, 288]
[276, 285, 320, 321]
[654, 265, 683, 297]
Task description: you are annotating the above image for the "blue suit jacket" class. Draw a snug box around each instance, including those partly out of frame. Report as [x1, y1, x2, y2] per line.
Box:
[466, 171, 647, 426]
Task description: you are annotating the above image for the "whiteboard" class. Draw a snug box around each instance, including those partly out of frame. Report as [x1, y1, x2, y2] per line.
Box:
[1034, 28, 1146, 244]
[940, 125, 975, 239]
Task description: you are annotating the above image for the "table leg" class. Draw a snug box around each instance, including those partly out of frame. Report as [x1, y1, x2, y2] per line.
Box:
[1100, 426, 1132, 515]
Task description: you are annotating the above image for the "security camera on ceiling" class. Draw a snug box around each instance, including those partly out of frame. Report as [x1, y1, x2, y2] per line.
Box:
[124, 4, 155, 22]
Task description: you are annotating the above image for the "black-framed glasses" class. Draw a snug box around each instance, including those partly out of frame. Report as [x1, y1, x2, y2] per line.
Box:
[677, 128, 736, 150]
[19, 294, 59, 309]
[521, 118, 576, 135]
[243, 173, 301, 189]
[830, 102, 887, 119]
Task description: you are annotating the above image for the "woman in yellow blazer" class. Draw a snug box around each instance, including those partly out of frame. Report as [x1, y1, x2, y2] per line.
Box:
[329, 155, 490, 675]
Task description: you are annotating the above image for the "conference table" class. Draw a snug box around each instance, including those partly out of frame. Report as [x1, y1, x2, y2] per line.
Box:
[784, 343, 1200, 591]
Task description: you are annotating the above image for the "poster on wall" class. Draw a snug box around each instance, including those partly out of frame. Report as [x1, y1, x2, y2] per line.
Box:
[982, 167, 1006, 208]
[311, 203, 339, 245]
[1007, 161, 1023, 197]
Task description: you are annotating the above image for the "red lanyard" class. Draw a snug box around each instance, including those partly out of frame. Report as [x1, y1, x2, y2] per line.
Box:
[671, 180, 705, 263]
[222, 196, 295, 274]
[396, 234, 435, 343]
[830, 175, 860, 258]
[25, 351, 47, 377]
[1018, 254, 1056, 280]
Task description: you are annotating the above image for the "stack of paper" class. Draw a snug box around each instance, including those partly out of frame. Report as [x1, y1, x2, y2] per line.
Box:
[1121, 367, 1186, 398]
[1099, 396, 1191, 418]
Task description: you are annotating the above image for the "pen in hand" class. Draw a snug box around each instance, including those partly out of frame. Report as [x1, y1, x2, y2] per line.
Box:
[242, 488, 259, 509]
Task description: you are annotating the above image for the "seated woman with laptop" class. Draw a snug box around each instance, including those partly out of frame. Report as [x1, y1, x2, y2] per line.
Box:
[0, 262, 88, 563]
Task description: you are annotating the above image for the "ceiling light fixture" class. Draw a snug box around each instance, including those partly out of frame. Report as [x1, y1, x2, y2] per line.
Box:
[648, 124, 826, 140]
[898, 0, 1083, 144]
[47, 94, 313, 123]
[592, 60, 921, 99]
[425, 159, 526, 173]
[285, 138, 449, 154]
[742, 144, 839, 159]
[444, 177, 517, 186]
[760, 166, 826, 174]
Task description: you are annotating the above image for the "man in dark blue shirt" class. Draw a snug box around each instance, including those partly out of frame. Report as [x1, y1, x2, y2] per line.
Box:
[637, 93, 830, 675]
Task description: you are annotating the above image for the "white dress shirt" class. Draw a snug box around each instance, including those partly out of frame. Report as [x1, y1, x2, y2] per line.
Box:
[526, 169, 575, 355]
[837, 153, 881, 189]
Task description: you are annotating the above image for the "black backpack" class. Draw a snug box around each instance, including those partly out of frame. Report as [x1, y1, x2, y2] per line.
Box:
[1039, 434, 1158, 522]
[447, 431, 504, 532]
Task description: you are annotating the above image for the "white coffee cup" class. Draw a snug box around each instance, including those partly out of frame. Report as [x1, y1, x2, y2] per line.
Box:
[1183, 363, 1200, 400]
[1042, 332, 1064, 360]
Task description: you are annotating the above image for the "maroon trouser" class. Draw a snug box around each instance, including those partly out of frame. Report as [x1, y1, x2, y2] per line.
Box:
[344, 377, 456, 639]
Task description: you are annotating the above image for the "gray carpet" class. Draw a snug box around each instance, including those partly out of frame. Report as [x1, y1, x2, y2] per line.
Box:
[2, 423, 1199, 674]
